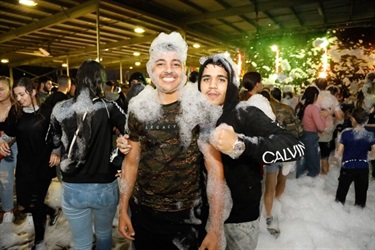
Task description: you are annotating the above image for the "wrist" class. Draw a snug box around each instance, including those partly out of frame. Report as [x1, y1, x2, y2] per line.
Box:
[228, 135, 245, 159]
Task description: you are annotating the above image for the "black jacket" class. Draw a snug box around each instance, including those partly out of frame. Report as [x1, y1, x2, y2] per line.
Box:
[49, 97, 126, 183]
[44, 91, 69, 109]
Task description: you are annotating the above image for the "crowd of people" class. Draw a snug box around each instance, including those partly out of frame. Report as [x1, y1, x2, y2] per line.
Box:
[0, 31, 374, 250]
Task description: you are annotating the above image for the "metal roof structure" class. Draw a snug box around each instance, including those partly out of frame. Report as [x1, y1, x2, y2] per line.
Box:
[0, 0, 374, 74]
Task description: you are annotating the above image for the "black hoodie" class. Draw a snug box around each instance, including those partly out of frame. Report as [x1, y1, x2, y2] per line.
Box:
[198, 57, 305, 223]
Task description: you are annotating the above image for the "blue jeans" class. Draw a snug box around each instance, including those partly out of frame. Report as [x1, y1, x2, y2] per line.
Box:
[62, 179, 119, 250]
[296, 131, 320, 178]
[0, 142, 17, 211]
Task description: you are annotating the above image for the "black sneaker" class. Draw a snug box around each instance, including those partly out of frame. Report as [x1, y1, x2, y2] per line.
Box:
[49, 208, 61, 226]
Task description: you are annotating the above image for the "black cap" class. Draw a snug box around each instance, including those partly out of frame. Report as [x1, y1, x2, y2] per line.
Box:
[129, 72, 146, 84]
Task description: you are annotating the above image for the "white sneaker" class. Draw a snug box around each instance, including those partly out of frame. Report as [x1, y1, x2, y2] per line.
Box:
[14, 213, 34, 234]
[32, 241, 47, 250]
[2, 212, 14, 223]
[266, 216, 280, 238]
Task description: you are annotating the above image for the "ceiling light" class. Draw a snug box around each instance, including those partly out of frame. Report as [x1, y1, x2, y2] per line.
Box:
[130, 66, 133, 69]
[1, 59, 9, 63]
[134, 27, 145, 33]
[133, 52, 140, 56]
[135, 62, 141, 66]
[19, 0, 38, 6]
[62, 63, 67, 67]
[39, 47, 50, 56]
[193, 43, 200, 49]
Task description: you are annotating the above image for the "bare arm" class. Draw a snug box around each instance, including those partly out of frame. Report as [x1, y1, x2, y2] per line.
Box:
[335, 142, 344, 160]
[199, 142, 231, 250]
[369, 144, 375, 159]
[118, 139, 140, 241]
[334, 109, 344, 121]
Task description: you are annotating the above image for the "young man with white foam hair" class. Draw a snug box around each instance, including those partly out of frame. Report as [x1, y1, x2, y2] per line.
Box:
[197, 53, 305, 249]
[118, 32, 230, 250]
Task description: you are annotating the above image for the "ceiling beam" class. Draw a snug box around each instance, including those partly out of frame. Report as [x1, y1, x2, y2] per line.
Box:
[9, 35, 157, 67]
[0, 0, 99, 43]
[179, 0, 318, 24]
[290, 6, 304, 27]
[318, 1, 327, 24]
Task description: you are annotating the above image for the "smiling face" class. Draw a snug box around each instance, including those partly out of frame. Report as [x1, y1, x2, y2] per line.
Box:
[200, 64, 228, 106]
[150, 51, 184, 94]
[13, 86, 35, 108]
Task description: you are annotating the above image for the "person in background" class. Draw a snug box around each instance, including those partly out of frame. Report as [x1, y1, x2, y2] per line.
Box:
[315, 78, 344, 175]
[68, 78, 76, 98]
[0, 76, 18, 225]
[44, 74, 72, 185]
[116, 82, 129, 114]
[327, 85, 343, 157]
[187, 70, 199, 88]
[357, 72, 375, 112]
[104, 80, 119, 101]
[118, 32, 228, 250]
[365, 104, 375, 179]
[296, 86, 329, 178]
[44, 75, 71, 109]
[37, 78, 53, 104]
[242, 73, 281, 237]
[49, 60, 126, 250]
[0, 77, 60, 250]
[327, 85, 341, 102]
[197, 54, 304, 249]
[126, 72, 146, 102]
[242, 72, 275, 120]
[335, 108, 375, 207]
[281, 85, 299, 111]
[261, 87, 302, 237]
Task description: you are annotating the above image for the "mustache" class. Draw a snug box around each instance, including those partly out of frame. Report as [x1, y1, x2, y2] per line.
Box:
[161, 72, 178, 77]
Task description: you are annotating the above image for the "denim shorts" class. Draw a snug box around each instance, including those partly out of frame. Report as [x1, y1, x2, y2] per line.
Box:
[264, 162, 282, 173]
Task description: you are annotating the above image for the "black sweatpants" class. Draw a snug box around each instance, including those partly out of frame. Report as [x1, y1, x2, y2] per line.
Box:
[335, 167, 369, 207]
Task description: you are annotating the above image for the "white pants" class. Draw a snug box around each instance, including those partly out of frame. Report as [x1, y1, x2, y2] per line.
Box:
[224, 219, 260, 250]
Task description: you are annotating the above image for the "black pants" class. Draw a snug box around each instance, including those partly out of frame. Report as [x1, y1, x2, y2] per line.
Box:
[16, 175, 53, 244]
[335, 168, 369, 207]
[130, 199, 207, 250]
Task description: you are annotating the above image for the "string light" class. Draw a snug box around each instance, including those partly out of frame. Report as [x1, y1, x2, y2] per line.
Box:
[237, 52, 242, 77]
[271, 45, 279, 73]
[319, 38, 329, 78]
